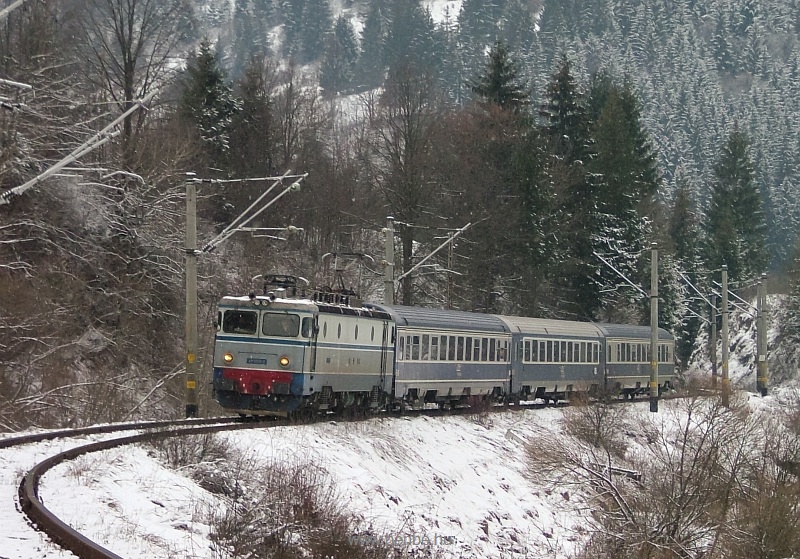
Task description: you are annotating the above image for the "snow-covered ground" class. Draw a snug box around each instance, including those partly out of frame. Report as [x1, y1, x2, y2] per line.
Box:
[2, 387, 794, 559]
[1, 408, 587, 559]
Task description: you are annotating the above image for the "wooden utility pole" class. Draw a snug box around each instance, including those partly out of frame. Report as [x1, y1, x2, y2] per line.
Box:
[721, 266, 730, 407]
[650, 244, 659, 413]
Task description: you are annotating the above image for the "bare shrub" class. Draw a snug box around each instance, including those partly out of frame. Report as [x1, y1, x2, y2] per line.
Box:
[562, 391, 630, 460]
[529, 391, 800, 559]
[148, 432, 231, 468]
[208, 455, 397, 559]
[145, 432, 241, 497]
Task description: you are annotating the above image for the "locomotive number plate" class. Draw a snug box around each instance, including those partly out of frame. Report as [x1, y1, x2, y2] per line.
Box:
[247, 357, 268, 365]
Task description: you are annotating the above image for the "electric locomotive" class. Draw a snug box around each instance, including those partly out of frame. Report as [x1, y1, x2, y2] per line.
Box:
[212, 275, 394, 417]
[211, 275, 676, 417]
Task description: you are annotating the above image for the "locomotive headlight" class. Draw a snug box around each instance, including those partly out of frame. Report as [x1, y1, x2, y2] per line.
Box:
[279, 356, 290, 367]
[223, 352, 234, 364]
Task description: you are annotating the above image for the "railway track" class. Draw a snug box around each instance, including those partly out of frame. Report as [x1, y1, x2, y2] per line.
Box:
[4, 417, 281, 559]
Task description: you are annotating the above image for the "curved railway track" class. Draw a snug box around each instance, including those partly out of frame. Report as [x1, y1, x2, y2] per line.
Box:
[5, 417, 280, 559]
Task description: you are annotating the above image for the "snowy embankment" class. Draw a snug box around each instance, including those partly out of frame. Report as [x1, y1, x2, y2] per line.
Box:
[20, 391, 797, 558]
[32, 408, 588, 558]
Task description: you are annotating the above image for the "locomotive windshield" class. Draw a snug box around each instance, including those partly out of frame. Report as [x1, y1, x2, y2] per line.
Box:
[262, 313, 300, 337]
[222, 310, 258, 335]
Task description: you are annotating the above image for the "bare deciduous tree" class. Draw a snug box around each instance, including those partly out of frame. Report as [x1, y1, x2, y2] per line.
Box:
[71, 0, 187, 167]
[363, 62, 443, 305]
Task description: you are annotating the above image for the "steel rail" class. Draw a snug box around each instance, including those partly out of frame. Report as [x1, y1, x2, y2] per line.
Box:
[18, 419, 283, 559]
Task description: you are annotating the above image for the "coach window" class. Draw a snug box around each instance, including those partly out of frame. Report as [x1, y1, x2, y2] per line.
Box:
[222, 310, 258, 335]
[411, 335, 420, 360]
[447, 336, 455, 360]
[473, 338, 481, 361]
[524, 340, 531, 362]
[479, 338, 487, 361]
[465, 337, 472, 361]
[398, 336, 405, 360]
[405, 336, 413, 360]
[439, 336, 447, 360]
[489, 338, 496, 361]
[431, 336, 439, 360]
[457, 336, 464, 360]
[498, 340, 508, 361]
[421, 335, 430, 360]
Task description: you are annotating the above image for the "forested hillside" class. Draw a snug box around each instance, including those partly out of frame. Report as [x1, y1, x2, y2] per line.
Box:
[1, 0, 799, 428]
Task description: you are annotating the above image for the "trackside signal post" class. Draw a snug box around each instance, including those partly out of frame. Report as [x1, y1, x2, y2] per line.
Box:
[184, 171, 307, 418]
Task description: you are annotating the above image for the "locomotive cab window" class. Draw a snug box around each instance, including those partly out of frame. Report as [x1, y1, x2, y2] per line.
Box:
[262, 313, 300, 337]
[301, 317, 313, 338]
[222, 310, 258, 335]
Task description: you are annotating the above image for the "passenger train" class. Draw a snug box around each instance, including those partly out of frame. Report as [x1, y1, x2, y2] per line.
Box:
[212, 275, 676, 417]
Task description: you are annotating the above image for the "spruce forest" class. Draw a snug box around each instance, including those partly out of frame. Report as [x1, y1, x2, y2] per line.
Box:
[1, 0, 799, 427]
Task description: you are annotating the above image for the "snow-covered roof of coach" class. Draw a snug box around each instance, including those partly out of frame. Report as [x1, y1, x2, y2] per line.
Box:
[495, 315, 605, 339]
[367, 304, 509, 333]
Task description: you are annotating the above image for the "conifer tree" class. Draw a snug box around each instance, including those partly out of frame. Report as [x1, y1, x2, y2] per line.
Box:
[540, 56, 600, 319]
[355, 1, 387, 89]
[384, 0, 437, 72]
[470, 40, 529, 112]
[703, 128, 767, 283]
[279, 0, 304, 58]
[320, 16, 359, 95]
[300, 0, 333, 63]
[180, 40, 240, 167]
[229, 59, 277, 178]
[458, 0, 499, 101]
[499, 0, 536, 55]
